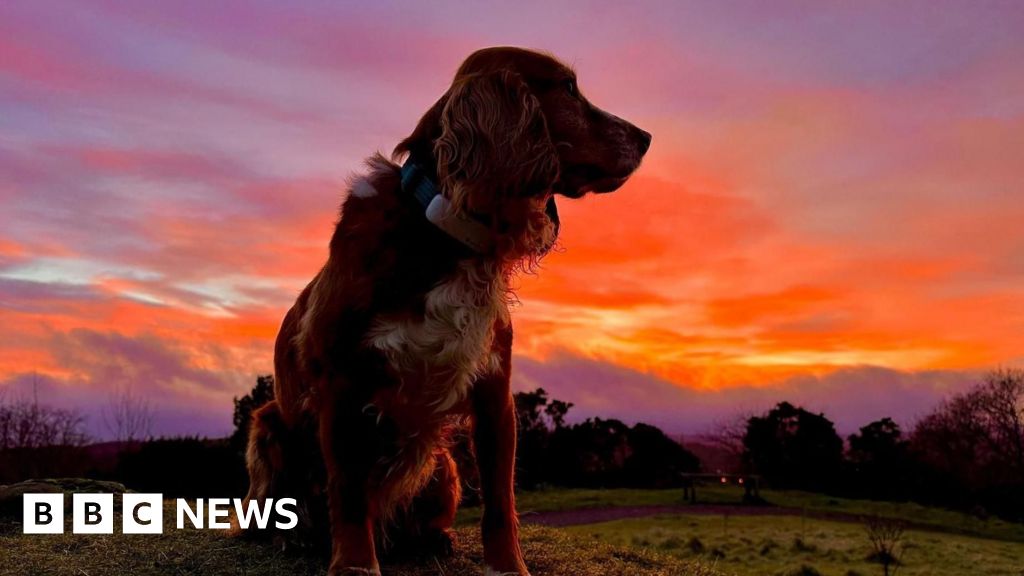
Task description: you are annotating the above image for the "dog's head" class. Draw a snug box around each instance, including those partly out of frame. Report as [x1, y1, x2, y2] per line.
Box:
[395, 47, 651, 257]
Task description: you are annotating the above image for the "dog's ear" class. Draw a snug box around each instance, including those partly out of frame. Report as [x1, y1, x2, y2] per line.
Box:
[431, 70, 559, 217]
[394, 95, 448, 165]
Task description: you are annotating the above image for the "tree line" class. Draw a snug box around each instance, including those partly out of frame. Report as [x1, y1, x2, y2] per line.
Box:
[712, 369, 1024, 520]
[1, 369, 1021, 521]
[511, 388, 700, 489]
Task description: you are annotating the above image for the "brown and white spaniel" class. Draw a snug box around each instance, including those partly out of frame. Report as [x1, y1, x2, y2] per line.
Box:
[239, 46, 650, 576]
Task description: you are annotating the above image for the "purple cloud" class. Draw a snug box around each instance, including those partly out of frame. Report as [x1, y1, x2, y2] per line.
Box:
[512, 351, 978, 436]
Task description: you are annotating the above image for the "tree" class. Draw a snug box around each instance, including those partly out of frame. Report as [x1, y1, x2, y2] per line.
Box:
[513, 388, 699, 488]
[743, 402, 843, 491]
[102, 385, 154, 443]
[912, 369, 1024, 481]
[624, 422, 700, 487]
[972, 368, 1024, 477]
[514, 388, 574, 433]
[544, 398, 573, 430]
[514, 388, 551, 434]
[848, 418, 911, 499]
[702, 412, 753, 458]
[0, 387, 90, 482]
[0, 389, 89, 450]
[543, 417, 628, 486]
[911, 368, 1024, 518]
[850, 418, 904, 460]
[513, 388, 555, 488]
[230, 375, 275, 453]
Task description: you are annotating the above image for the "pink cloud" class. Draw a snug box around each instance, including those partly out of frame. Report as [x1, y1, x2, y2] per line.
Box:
[2, 1, 1023, 435]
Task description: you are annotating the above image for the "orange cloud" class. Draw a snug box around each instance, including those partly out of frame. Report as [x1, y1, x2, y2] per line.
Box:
[3, 1, 1024, 439]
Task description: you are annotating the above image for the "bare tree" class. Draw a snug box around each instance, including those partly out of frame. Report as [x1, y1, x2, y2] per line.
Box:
[699, 411, 752, 458]
[972, 368, 1024, 475]
[102, 385, 154, 443]
[0, 385, 89, 450]
[912, 368, 1024, 488]
[0, 382, 91, 482]
[864, 515, 906, 576]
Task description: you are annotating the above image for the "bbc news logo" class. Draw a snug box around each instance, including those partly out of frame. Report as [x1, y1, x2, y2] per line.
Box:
[22, 494, 298, 534]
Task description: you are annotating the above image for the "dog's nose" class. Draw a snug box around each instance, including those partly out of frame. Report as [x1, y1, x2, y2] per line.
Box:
[636, 128, 652, 155]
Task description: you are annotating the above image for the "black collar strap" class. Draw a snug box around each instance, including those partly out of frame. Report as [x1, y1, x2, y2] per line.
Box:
[399, 158, 440, 210]
[400, 157, 561, 255]
[401, 158, 495, 253]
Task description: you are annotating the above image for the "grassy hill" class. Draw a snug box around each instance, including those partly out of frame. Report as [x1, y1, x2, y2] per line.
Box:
[484, 486, 1024, 543]
[477, 486, 1024, 576]
[3, 480, 1022, 576]
[0, 501, 718, 576]
[567, 513, 1024, 576]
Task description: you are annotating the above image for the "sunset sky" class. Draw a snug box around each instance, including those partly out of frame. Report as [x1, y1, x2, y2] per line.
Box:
[2, 1, 1022, 438]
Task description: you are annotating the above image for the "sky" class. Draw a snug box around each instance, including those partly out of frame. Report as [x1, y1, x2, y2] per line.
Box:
[1, 1, 1023, 439]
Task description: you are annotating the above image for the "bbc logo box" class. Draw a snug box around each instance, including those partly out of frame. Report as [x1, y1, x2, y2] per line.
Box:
[22, 493, 163, 534]
[22, 494, 296, 534]
[22, 494, 64, 534]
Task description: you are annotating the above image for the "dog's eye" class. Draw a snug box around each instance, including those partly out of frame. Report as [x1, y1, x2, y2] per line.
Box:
[564, 79, 578, 97]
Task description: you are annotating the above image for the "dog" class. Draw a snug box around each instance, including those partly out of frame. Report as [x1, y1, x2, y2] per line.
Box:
[239, 46, 651, 576]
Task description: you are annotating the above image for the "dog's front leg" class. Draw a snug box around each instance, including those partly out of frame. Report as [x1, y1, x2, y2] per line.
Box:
[472, 326, 529, 576]
[319, 391, 380, 576]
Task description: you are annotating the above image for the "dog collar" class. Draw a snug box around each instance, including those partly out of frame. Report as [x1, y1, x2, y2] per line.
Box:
[400, 157, 561, 255]
[401, 158, 495, 254]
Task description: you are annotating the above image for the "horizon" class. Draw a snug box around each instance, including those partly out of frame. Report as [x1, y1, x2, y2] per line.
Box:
[2, 1, 1023, 440]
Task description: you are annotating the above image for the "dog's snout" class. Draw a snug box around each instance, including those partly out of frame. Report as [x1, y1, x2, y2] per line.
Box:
[636, 127, 652, 156]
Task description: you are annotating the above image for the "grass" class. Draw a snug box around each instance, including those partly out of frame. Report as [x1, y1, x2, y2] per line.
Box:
[4, 481, 1023, 575]
[457, 487, 686, 525]
[457, 485, 1024, 543]
[0, 501, 719, 576]
[700, 487, 1024, 543]
[563, 513, 1024, 576]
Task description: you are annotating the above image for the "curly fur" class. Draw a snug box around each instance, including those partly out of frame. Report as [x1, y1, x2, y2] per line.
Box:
[238, 46, 650, 576]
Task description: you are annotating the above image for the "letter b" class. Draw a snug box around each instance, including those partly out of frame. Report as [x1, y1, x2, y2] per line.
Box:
[38, 502, 53, 525]
[23, 494, 64, 534]
[73, 494, 113, 534]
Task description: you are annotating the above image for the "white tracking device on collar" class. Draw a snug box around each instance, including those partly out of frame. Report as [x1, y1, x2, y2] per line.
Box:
[424, 194, 494, 254]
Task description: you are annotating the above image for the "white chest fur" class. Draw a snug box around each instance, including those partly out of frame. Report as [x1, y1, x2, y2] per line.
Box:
[365, 260, 508, 412]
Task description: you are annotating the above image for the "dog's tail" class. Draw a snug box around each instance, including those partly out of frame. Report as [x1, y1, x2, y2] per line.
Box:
[230, 400, 327, 551]
[229, 400, 288, 538]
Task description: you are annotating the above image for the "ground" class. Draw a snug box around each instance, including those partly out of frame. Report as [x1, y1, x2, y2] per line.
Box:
[477, 486, 1024, 576]
[499, 486, 1024, 543]
[566, 513, 1024, 576]
[0, 499, 716, 576]
[2, 482, 1023, 576]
